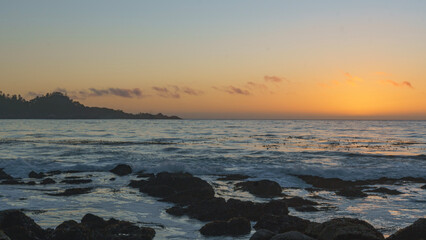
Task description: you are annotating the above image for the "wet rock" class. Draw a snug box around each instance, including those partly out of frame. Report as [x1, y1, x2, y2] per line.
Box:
[60, 179, 92, 184]
[40, 178, 55, 185]
[250, 229, 276, 240]
[0, 210, 47, 240]
[200, 217, 251, 236]
[217, 174, 251, 181]
[336, 187, 368, 198]
[47, 187, 92, 196]
[50, 220, 90, 240]
[365, 187, 402, 195]
[51, 213, 156, 240]
[293, 206, 319, 212]
[28, 171, 45, 179]
[110, 164, 132, 176]
[235, 180, 283, 197]
[0, 169, 13, 180]
[254, 214, 311, 233]
[420, 184, 426, 189]
[130, 172, 215, 204]
[0, 179, 24, 185]
[283, 197, 318, 208]
[387, 218, 426, 240]
[270, 231, 316, 240]
[0, 230, 11, 240]
[305, 218, 384, 240]
[137, 173, 155, 178]
[167, 197, 288, 222]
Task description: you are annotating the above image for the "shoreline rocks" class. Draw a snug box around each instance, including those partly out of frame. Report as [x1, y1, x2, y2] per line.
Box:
[129, 172, 215, 204]
[109, 164, 132, 176]
[0, 210, 155, 240]
[235, 179, 283, 197]
[200, 217, 251, 236]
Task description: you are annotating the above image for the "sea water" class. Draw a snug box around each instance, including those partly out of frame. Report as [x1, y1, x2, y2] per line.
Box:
[0, 120, 425, 238]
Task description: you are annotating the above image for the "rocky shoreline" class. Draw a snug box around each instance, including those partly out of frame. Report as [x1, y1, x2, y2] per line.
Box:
[1, 166, 425, 239]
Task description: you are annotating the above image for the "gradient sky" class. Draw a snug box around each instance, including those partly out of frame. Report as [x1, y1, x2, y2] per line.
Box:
[1, 1, 426, 119]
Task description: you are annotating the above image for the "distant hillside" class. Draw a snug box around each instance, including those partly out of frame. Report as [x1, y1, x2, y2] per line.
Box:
[0, 91, 180, 119]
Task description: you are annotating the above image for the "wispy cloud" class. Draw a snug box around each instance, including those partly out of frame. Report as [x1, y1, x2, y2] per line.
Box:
[152, 87, 180, 98]
[152, 86, 204, 98]
[264, 75, 285, 83]
[381, 80, 414, 89]
[344, 72, 363, 84]
[88, 88, 144, 98]
[213, 86, 251, 95]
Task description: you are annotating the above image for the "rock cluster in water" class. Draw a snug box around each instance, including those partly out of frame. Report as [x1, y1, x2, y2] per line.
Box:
[0, 210, 155, 240]
[0, 166, 425, 239]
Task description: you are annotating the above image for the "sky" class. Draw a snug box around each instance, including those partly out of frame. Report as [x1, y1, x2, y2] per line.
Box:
[1, 0, 426, 119]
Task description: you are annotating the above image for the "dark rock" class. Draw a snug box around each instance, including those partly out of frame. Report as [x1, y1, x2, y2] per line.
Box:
[0, 169, 13, 180]
[0, 230, 11, 240]
[61, 179, 92, 184]
[167, 197, 288, 222]
[200, 217, 251, 236]
[0, 179, 24, 185]
[40, 178, 56, 185]
[293, 206, 319, 212]
[217, 174, 251, 181]
[296, 175, 358, 190]
[26, 181, 36, 185]
[50, 220, 90, 240]
[28, 171, 45, 179]
[420, 184, 426, 189]
[270, 231, 315, 240]
[0, 209, 47, 240]
[387, 218, 426, 240]
[305, 218, 384, 240]
[254, 214, 311, 233]
[250, 229, 276, 240]
[48, 187, 92, 196]
[365, 187, 402, 195]
[109, 178, 116, 181]
[130, 172, 215, 204]
[137, 173, 155, 178]
[81, 213, 107, 229]
[50, 213, 156, 240]
[110, 164, 132, 176]
[235, 180, 283, 197]
[283, 197, 318, 208]
[200, 221, 228, 236]
[336, 187, 368, 198]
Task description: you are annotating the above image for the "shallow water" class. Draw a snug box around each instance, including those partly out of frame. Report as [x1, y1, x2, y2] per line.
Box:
[0, 120, 425, 238]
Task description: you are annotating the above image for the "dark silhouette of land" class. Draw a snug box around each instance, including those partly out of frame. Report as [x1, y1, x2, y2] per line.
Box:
[0, 91, 180, 119]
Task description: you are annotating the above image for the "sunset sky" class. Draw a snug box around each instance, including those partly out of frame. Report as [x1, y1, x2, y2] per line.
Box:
[1, 1, 426, 119]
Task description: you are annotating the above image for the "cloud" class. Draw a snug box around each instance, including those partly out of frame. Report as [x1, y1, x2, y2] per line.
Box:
[264, 75, 285, 83]
[381, 80, 414, 89]
[152, 85, 204, 98]
[213, 86, 251, 95]
[152, 87, 180, 98]
[87, 88, 144, 98]
[344, 72, 363, 84]
[181, 87, 204, 96]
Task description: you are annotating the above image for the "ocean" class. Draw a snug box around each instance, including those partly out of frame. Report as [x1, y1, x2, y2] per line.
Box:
[0, 119, 425, 239]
